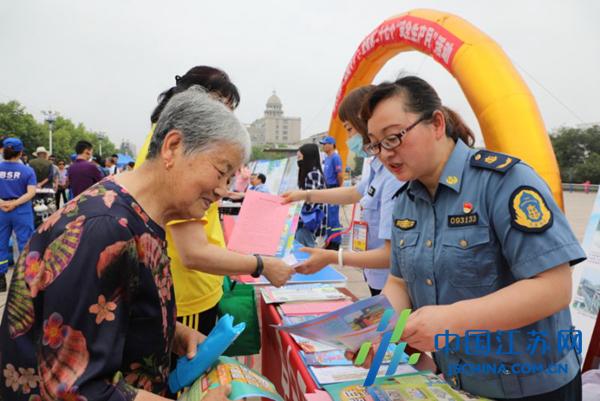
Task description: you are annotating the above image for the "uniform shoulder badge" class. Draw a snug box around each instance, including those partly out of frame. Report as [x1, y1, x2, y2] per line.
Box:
[395, 219, 417, 230]
[471, 150, 520, 173]
[509, 186, 553, 232]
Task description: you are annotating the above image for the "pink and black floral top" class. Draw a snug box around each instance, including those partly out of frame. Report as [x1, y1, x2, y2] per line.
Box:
[0, 179, 176, 401]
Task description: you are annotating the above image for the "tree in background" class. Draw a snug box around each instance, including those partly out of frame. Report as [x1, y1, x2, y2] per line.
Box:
[0, 100, 118, 162]
[550, 125, 600, 184]
[0, 101, 46, 153]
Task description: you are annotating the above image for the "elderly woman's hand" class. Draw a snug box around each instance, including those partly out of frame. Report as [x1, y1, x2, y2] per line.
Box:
[262, 257, 295, 287]
[172, 322, 206, 359]
[280, 190, 306, 204]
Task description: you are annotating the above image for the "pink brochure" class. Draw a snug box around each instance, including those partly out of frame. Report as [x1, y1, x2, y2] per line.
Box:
[227, 191, 300, 256]
[280, 301, 353, 316]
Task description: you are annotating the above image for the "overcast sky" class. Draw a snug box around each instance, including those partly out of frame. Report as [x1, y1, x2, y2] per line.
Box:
[1, 0, 598, 151]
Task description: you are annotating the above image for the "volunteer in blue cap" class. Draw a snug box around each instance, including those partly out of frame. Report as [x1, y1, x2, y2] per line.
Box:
[319, 135, 343, 249]
[361, 76, 584, 400]
[0, 137, 36, 291]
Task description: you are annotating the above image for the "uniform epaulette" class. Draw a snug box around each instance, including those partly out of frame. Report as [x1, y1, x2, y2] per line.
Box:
[470, 150, 520, 173]
[392, 181, 410, 199]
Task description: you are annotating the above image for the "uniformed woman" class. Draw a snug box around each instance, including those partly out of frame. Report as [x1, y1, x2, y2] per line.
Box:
[283, 86, 403, 296]
[0, 137, 36, 292]
[363, 76, 584, 400]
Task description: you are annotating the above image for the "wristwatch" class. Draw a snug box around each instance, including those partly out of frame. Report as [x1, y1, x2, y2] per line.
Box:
[251, 254, 264, 278]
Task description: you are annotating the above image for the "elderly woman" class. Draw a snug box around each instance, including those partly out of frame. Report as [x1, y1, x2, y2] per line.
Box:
[0, 87, 249, 401]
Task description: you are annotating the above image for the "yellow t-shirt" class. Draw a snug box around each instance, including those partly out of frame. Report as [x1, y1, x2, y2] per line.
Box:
[136, 127, 225, 317]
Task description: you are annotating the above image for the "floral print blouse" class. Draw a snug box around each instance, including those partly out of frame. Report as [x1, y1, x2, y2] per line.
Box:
[0, 179, 176, 401]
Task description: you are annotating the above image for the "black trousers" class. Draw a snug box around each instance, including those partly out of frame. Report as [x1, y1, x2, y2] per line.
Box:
[495, 371, 581, 401]
[176, 304, 219, 336]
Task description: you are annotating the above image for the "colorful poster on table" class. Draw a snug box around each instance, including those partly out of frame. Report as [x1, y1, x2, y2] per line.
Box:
[278, 155, 299, 194]
[571, 190, 600, 364]
[277, 294, 397, 351]
[253, 158, 289, 195]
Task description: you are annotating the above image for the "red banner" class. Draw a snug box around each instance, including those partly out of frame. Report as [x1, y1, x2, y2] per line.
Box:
[333, 15, 464, 117]
[261, 298, 318, 401]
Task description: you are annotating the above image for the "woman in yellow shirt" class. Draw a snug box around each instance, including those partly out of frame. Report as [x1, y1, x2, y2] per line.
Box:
[138, 66, 293, 335]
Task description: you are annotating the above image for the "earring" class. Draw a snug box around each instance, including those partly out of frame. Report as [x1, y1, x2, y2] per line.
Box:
[165, 162, 172, 170]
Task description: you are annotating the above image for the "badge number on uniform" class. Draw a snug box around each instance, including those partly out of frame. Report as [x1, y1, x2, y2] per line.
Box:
[509, 186, 553, 232]
[395, 219, 416, 230]
[448, 213, 479, 227]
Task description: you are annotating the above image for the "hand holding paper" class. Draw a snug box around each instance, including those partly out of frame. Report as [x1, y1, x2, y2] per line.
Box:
[262, 256, 295, 287]
[295, 247, 336, 275]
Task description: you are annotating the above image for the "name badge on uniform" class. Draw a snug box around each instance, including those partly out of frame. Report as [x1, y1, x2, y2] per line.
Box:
[367, 186, 376, 197]
[395, 219, 417, 230]
[448, 213, 479, 227]
[352, 221, 368, 252]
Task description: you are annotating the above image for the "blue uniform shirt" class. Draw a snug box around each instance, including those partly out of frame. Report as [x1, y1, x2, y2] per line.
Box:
[323, 152, 342, 187]
[356, 157, 403, 289]
[390, 140, 585, 399]
[0, 161, 36, 211]
[248, 183, 270, 193]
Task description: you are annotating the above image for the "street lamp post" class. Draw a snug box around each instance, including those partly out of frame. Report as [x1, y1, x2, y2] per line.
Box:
[97, 131, 106, 156]
[42, 111, 57, 156]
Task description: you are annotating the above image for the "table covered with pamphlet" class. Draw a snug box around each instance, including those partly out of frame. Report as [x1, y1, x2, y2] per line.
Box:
[259, 286, 492, 401]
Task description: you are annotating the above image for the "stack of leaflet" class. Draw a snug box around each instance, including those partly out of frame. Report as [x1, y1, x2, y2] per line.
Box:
[323, 371, 491, 401]
[261, 284, 347, 304]
[275, 295, 416, 388]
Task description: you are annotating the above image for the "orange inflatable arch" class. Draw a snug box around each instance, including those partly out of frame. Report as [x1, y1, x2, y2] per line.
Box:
[329, 9, 563, 208]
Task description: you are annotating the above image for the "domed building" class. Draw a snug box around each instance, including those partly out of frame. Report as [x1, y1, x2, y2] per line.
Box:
[248, 91, 301, 145]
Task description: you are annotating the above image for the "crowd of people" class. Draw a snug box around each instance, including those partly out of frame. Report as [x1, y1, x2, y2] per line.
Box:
[0, 64, 586, 401]
[0, 139, 135, 291]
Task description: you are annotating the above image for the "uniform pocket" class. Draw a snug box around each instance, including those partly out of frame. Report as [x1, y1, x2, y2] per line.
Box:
[441, 226, 498, 288]
[395, 232, 419, 282]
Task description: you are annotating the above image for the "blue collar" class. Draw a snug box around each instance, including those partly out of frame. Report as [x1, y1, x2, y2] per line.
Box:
[437, 139, 471, 193]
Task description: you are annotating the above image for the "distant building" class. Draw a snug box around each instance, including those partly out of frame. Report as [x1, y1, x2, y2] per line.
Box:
[296, 131, 328, 146]
[248, 92, 301, 145]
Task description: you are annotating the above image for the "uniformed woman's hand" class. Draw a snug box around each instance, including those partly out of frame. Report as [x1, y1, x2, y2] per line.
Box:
[262, 256, 295, 287]
[401, 305, 459, 352]
[294, 247, 336, 275]
[280, 190, 307, 204]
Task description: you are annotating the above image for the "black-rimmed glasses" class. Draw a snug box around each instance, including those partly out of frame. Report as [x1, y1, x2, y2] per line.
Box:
[364, 115, 428, 156]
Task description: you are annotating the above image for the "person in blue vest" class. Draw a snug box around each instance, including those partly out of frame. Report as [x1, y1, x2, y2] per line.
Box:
[359, 76, 584, 400]
[248, 173, 270, 193]
[0, 137, 36, 292]
[319, 136, 343, 249]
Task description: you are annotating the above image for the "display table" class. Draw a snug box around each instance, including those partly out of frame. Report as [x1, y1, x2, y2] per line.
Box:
[260, 295, 318, 401]
[260, 289, 437, 401]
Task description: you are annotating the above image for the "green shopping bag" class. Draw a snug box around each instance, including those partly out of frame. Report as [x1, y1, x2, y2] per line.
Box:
[218, 276, 261, 356]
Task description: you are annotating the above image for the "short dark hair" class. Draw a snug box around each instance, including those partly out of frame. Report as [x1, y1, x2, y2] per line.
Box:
[338, 85, 374, 143]
[75, 140, 93, 155]
[151, 66, 240, 123]
[111, 154, 118, 159]
[256, 173, 266, 184]
[128, 161, 135, 168]
[3, 147, 21, 160]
